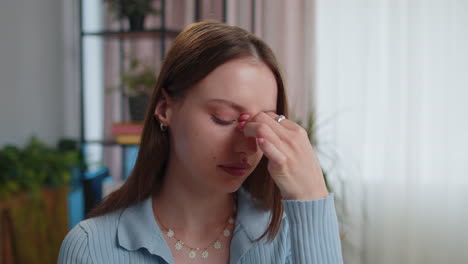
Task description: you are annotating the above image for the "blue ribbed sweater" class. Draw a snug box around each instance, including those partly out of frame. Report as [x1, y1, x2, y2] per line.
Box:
[58, 188, 343, 263]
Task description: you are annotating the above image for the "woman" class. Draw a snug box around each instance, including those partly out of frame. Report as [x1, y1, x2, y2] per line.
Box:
[59, 21, 343, 264]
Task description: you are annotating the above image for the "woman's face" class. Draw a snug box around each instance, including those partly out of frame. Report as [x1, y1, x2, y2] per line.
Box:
[159, 57, 278, 194]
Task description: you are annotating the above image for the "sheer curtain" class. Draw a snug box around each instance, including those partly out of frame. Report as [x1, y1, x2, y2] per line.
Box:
[313, 0, 468, 263]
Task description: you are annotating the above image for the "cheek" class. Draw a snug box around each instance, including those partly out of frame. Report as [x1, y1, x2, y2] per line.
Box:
[196, 124, 233, 154]
[172, 109, 238, 165]
[181, 117, 231, 157]
[198, 125, 237, 164]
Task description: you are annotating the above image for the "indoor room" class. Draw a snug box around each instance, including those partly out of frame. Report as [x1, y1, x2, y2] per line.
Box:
[1, 0, 467, 263]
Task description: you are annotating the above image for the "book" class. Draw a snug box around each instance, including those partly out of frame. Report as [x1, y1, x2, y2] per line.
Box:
[115, 134, 141, 145]
[111, 122, 143, 135]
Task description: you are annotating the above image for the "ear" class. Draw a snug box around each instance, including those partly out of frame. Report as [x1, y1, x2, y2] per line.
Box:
[154, 88, 173, 126]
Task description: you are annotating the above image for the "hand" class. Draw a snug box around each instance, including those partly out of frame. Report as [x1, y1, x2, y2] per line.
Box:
[238, 112, 329, 201]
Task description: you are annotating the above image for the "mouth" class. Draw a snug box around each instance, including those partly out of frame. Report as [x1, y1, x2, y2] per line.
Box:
[218, 162, 252, 176]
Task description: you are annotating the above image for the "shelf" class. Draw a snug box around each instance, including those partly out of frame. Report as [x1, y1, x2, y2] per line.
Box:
[84, 140, 138, 146]
[81, 28, 181, 39]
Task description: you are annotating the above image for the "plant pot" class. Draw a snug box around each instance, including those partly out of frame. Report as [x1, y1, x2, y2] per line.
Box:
[128, 95, 149, 121]
[0, 186, 69, 264]
[128, 14, 146, 31]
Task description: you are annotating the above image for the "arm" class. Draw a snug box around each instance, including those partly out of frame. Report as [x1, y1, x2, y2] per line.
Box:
[57, 224, 93, 264]
[240, 112, 343, 262]
[283, 194, 343, 264]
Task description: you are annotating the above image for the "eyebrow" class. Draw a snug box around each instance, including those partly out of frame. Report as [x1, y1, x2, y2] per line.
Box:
[207, 98, 276, 113]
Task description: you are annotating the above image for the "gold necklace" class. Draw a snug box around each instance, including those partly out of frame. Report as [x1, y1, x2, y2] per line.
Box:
[154, 199, 237, 261]
[157, 215, 235, 260]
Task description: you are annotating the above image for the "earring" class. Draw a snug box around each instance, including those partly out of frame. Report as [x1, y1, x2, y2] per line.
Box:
[160, 122, 168, 132]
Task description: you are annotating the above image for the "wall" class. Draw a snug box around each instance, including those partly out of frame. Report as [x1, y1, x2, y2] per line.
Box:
[0, 0, 65, 147]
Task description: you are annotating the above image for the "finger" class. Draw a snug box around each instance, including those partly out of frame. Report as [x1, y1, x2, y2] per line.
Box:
[261, 112, 307, 152]
[243, 121, 283, 148]
[256, 137, 287, 169]
[244, 121, 296, 159]
[246, 112, 290, 141]
[263, 112, 298, 131]
[242, 117, 295, 159]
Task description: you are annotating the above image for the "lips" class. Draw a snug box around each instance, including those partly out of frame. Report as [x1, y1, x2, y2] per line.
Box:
[219, 162, 252, 176]
[220, 162, 252, 169]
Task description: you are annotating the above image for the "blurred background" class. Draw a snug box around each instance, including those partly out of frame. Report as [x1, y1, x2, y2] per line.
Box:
[1, 0, 467, 263]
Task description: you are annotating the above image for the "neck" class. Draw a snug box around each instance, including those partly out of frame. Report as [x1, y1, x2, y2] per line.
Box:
[152, 159, 236, 235]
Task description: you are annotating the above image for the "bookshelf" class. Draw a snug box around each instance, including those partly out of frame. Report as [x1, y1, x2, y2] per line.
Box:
[77, 0, 229, 215]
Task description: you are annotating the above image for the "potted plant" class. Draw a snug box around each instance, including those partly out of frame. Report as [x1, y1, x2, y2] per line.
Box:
[297, 111, 332, 192]
[0, 137, 81, 263]
[120, 58, 158, 121]
[0, 137, 81, 199]
[298, 111, 347, 241]
[105, 0, 159, 31]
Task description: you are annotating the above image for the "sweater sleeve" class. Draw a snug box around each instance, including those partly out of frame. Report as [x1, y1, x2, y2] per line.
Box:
[57, 224, 93, 264]
[282, 193, 343, 264]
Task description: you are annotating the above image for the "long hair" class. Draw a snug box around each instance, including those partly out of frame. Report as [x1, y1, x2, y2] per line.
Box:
[88, 21, 289, 241]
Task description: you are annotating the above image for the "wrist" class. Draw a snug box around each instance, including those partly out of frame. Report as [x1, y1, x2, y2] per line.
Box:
[282, 189, 329, 201]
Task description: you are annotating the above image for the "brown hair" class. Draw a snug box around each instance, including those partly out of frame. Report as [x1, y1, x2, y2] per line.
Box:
[88, 21, 289, 241]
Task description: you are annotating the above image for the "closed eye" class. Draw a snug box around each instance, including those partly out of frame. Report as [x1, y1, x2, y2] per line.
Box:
[211, 116, 235, 126]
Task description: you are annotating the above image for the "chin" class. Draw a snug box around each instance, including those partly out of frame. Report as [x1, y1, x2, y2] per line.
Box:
[213, 181, 242, 194]
[211, 177, 246, 194]
[208, 167, 252, 194]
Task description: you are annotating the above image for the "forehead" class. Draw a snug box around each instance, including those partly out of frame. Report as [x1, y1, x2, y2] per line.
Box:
[190, 58, 278, 113]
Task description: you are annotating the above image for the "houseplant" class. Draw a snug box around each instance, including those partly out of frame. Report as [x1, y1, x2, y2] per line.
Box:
[105, 0, 159, 31]
[0, 137, 81, 263]
[298, 111, 347, 241]
[297, 111, 332, 192]
[120, 58, 158, 121]
[0, 137, 80, 199]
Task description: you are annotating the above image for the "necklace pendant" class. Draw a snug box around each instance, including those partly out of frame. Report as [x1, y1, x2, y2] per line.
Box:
[174, 241, 183, 250]
[188, 250, 197, 259]
[223, 229, 231, 237]
[166, 229, 174, 238]
[214, 240, 222, 249]
[201, 250, 209, 259]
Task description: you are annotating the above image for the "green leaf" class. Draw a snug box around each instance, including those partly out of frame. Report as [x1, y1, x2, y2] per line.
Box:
[0, 137, 81, 199]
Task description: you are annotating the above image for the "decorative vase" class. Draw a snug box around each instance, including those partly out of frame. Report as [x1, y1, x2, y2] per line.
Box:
[0, 186, 69, 264]
[128, 14, 146, 31]
[128, 95, 149, 121]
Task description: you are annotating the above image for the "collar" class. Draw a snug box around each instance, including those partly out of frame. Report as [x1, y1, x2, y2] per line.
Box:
[229, 187, 283, 264]
[117, 198, 174, 263]
[116, 187, 283, 263]
[235, 187, 280, 240]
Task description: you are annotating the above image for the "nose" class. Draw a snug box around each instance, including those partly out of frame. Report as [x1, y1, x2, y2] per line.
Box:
[233, 130, 258, 155]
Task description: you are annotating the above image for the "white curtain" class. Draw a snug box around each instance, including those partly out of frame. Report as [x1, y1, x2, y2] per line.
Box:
[313, 0, 468, 263]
